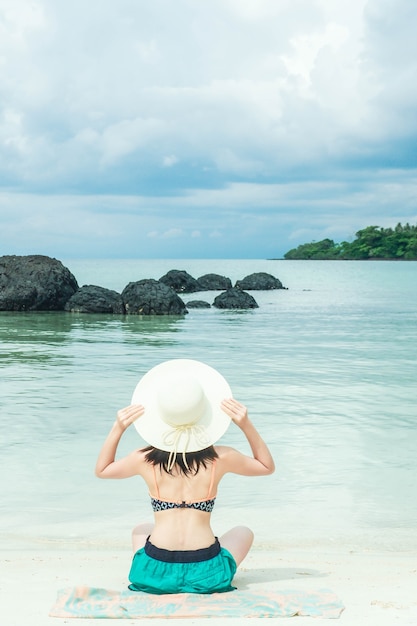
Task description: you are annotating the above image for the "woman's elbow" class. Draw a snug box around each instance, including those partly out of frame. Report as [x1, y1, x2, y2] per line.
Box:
[264, 461, 276, 475]
[95, 466, 107, 479]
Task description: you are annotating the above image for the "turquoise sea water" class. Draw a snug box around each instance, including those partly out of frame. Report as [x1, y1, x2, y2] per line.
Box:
[1, 259, 416, 551]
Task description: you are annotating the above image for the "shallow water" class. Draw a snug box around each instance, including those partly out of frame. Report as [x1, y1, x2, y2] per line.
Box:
[1, 260, 416, 550]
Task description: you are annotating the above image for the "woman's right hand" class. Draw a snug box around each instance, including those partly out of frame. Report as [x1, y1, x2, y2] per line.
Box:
[221, 398, 249, 427]
[116, 404, 145, 432]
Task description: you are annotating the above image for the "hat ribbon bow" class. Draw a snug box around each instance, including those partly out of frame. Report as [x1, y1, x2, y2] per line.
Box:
[163, 422, 209, 471]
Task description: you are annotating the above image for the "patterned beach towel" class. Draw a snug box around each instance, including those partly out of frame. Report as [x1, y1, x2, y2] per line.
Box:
[50, 586, 345, 618]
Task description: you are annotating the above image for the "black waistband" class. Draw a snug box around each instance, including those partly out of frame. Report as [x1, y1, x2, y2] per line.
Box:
[144, 537, 221, 563]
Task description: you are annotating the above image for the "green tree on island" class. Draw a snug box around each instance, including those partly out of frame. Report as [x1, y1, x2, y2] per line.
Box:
[284, 223, 417, 260]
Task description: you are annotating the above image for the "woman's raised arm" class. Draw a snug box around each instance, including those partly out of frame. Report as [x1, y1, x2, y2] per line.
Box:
[95, 404, 144, 479]
[219, 398, 275, 476]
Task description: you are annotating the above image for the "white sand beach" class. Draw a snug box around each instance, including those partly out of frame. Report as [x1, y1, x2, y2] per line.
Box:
[1, 543, 416, 625]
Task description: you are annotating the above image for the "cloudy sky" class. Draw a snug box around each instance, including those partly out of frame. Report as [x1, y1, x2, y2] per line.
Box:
[1, 0, 416, 258]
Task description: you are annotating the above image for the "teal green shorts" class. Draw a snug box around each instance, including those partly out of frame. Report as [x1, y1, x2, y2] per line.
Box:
[128, 537, 237, 595]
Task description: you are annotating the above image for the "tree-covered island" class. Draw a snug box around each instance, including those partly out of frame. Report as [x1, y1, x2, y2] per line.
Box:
[283, 223, 417, 260]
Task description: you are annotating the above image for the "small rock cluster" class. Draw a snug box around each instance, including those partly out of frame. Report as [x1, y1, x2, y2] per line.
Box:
[0, 255, 287, 314]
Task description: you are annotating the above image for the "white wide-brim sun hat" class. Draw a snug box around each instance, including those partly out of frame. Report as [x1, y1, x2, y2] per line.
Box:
[131, 359, 232, 453]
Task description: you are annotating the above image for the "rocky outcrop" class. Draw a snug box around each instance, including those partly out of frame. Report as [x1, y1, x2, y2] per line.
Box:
[185, 300, 211, 309]
[197, 273, 232, 290]
[64, 285, 125, 314]
[122, 279, 188, 315]
[159, 270, 200, 293]
[0, 256, 288, 314]
[0, 255, 78, 311]
[213, 288, 259, 309]
[235, 272, 285, 290]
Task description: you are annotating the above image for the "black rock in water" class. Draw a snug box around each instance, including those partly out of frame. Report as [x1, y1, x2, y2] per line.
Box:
[159, 270, 200, 293]
[0, 254, 78, 311]
[186, 300, 211, 309]
[122, 279, 188, 315]
[235, 272, 285, 290]
[65, 285, 125, 314]
[213, 288, 259, 310]
[197, 273, 232, 290]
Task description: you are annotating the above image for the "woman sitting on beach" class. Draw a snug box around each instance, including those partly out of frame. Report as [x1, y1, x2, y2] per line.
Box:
[95, 359, 275, 595]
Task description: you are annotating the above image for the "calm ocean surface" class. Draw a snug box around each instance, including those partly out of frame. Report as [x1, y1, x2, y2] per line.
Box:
[1, 259, 416, 551]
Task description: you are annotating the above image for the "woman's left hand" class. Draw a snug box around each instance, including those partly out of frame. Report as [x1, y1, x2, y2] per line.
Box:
[116, 404, 145, 432]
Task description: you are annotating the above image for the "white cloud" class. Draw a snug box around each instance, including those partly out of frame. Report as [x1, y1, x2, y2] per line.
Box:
[0, 0, 416, 257]
[99, 117, 166, 165]
[2, 162, 417, 258]
[162, 155, 178, 167]
[161, 229, 183, 239]
[282, 23, 349, 84]
[0, 0, 46, 44]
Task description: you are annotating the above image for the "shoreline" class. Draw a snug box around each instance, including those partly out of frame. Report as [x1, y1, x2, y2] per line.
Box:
[3, 504, 417, 553]
[1, 543, 416, 625]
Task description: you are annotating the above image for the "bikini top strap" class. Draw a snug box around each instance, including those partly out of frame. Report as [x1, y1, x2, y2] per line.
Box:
[153, 459, 216, 500]
[207, 459, 217, 498]
[152, 464, 160, 499]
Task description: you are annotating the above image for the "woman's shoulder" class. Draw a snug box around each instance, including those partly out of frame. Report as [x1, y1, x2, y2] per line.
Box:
[125, 447, 151, 472]
[214, 445, 238, 456]
[129, 447, 148, 460]
[213, 445, 243, 465]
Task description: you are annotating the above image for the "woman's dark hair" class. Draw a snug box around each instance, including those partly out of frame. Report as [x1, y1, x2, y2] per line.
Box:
[142, 445, 218, 476]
